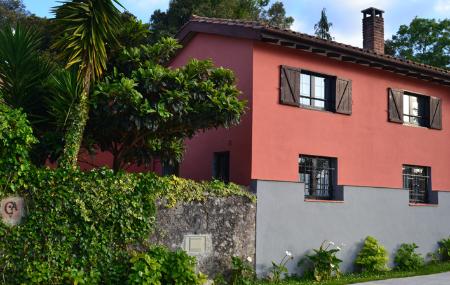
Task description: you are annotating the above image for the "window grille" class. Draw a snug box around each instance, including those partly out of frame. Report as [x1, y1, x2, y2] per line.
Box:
[403, 165, 429, 204]
[299, 156, 335, 200]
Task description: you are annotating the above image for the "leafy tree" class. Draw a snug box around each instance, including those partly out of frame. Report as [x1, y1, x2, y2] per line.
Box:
[260, 1, 293, 29]
[385, 17, 449, 69]
[85, 38, 246, 172]
[314, 8, 333, 40]
[0, 0, 27, 26]
[52, 0, 122, 169]
[149, 0, 294, 41]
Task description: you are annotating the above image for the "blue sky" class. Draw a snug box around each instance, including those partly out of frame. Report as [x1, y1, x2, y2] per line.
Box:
[23, 0, 450, 48]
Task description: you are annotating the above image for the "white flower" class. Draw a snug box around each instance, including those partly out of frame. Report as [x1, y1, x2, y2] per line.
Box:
[247, 256, 253, 263]
[331, 264, 335, 268]
[285, 250, 292, 257]
[336, 246, 341, 250]
[329, 241, 335, 246]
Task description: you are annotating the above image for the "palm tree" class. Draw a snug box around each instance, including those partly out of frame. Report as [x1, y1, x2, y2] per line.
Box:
[52, 0, 122, 169]
[0, 24, 54, 122]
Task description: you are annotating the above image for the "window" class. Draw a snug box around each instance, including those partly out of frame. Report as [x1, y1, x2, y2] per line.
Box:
[403, 93, 429, 127]
[299, 155, 336, 200]
[162, 161, 179, 176]
[299, 73, 329, 109]
[403, 165, 430, 204]
[388, 88, 442, 129]
[213, 152, 230, 183]
[280, 66, 352, 114]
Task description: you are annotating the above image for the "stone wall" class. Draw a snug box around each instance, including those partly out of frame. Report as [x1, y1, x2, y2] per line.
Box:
[149, 196, 256, 278]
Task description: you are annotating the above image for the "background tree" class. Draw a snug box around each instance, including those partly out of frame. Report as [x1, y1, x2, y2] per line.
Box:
[149, 0, 294, 42]
[52, 0, 122, 169]
[0, 0, 27, 25]
[385, 17, 449, 69]
[260, 1, 293, 29]
[85, 38, 246, 172]
[314, 8, 333, 40]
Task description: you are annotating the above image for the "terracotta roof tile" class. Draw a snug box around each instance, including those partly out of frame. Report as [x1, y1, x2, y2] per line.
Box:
[177, 16, 450, 85]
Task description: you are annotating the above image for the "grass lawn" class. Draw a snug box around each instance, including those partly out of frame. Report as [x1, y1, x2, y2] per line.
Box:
[257, 262, 450, 285]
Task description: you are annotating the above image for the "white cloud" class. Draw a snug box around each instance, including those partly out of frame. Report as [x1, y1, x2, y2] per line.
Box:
[434, 0, 450, 14]
[333, 31, 362, 48]
[291, 17, 306, 32]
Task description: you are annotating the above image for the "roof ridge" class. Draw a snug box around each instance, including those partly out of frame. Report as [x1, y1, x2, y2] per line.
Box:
[182, 16, 450, 78]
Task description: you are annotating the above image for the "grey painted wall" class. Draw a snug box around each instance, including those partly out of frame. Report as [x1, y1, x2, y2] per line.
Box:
[255, 180, 450, 276]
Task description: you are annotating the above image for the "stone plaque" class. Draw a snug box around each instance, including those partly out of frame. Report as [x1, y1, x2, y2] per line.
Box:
[183, 234, 211, 255]
[1, 196, 25, 226]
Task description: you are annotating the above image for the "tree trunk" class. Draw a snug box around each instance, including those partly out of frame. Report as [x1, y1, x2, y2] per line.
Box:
[59, 70, 91, 170]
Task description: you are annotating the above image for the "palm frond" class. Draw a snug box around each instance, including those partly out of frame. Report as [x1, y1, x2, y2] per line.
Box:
[51, 0, 122, 82]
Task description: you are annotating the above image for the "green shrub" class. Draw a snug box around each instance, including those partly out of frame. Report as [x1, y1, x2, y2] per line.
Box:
[136, 246, 205, 285]
[355, 236, 389, 272]
[0, 104, 36, 188]
[231, 256, 255, 285]
[438, 237, 450, 261]
[0, 104, 254, 283]
[394, 243, 424, 271]
[299, 241, 342, 282]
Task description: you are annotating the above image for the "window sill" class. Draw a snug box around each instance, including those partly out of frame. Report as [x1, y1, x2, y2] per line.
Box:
[305, 199, 344, 203]
[402, 123, 428, 129]
[409, 203, 438, 207]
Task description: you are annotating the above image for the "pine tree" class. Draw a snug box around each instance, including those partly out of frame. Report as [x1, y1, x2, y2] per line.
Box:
[314, 8, 333, 40]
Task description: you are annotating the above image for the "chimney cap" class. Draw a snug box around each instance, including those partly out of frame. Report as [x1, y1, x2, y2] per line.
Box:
[361, 7, 384, 17]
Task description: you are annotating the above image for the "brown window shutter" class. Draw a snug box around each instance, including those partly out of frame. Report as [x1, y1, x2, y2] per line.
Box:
[388, 88, 404, 123]
[335, 78, 352, 114]
[280, 65, 300, 106]
[429, 96, 442, 130]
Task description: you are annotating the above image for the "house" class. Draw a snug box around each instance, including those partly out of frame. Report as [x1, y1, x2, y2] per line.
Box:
[171, 8, 450, 274]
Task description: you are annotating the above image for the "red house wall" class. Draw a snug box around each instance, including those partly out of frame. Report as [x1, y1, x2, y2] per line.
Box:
[251, 42, 450, 191]
[171, 34, 254, 185]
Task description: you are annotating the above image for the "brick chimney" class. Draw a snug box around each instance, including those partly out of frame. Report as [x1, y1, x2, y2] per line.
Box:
[362, 7, 384, 54]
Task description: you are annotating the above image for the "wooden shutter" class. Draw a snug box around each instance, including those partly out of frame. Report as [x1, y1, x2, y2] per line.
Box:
[388, 88, 403, 123]
[335, 78, 352, 114]
[280, 65, 300, 106]
[429, 96, 442, 130]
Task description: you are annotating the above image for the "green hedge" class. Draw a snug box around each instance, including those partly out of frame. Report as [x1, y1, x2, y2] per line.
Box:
[0, 105, 255, 283]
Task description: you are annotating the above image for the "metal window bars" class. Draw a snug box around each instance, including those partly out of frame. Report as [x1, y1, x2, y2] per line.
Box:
[299, 156, 335, 200]
[403, 166, 429, 204]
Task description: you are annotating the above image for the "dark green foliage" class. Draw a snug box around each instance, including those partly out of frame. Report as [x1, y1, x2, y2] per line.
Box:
[314, 8, 333, 40]
[260, 1, 294, 29]
[128, 246, 205, 285]
[385, 18, 449, 69]
[86, 38, 246, 172]
[149, 0, 294, 42]
[355, 236, 389, 272]
[299, 241, 342, 282]
[394, 243, 424, 271]
[0, 0, 27, 26]
[438, 237, 450, 261]
[231, 256, 256, 285]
